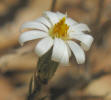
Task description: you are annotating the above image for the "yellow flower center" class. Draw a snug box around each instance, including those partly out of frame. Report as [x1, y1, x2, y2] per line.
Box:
[49, 17, 69, 40]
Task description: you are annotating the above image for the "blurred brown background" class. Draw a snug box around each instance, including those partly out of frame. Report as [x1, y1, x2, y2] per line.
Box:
[0, 0, 111, 100]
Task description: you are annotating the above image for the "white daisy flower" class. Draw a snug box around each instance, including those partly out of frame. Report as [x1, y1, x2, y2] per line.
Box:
[19, 11, 94, 65]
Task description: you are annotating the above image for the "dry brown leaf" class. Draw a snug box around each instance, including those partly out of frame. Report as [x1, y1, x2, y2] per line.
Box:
[0, 43, 37, 72]
[0, 0, 52, 51]
[85, 75, 111, 100]
[0, 76, 25, 100]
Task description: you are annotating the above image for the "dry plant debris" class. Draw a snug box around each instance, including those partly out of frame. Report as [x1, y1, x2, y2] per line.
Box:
[0, 0, 111, 100]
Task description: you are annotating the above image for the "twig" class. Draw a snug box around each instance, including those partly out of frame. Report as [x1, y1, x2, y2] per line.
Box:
[96, 19, 111, 46]
[27, 77, 33, 100]
[84, 0, 105, 79]
[91, 0, 105, 39]
[94, 0, 105, 27]
[51, 0, 57, 11]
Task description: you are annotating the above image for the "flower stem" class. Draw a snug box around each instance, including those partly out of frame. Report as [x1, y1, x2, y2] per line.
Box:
[27, 49, 59, 100]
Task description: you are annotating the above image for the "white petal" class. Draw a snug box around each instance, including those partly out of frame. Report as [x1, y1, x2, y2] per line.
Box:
[69, 32, 93, 51]
[19, 30, 48, 45]
[52, 38, 66, 62]
[20, 21, 48, 32]
[67, 44, 71, 57]
[44, 11, 59, 25]
[35, 37, 53, 57]
[60, 43, 69, 65]
[67, 40, 85, 64]
[56, 12, 65, 19]
[66, 18, 77, 26]
[36, 16, 52, 28]
[69, 23, 90, 32]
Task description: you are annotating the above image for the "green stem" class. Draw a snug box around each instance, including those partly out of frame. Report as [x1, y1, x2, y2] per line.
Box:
[27, 49, 59, 100]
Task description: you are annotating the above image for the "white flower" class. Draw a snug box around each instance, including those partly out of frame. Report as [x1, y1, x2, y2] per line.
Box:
[19, 11, 93, 65]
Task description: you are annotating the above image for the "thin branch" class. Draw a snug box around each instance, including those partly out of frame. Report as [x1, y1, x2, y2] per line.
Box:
[51, 0, 57, 11]
[96, 19, 111, 46]
[94, 0, 105, 27]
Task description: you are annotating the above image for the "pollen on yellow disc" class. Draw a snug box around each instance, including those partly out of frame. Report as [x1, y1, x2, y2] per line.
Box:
[49, 17, 69, 40]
